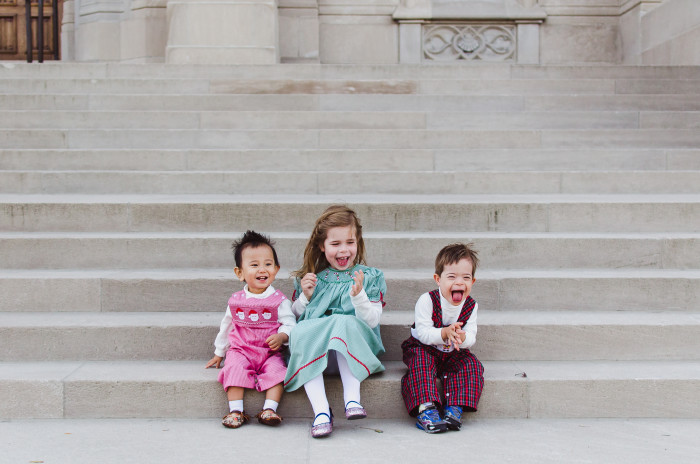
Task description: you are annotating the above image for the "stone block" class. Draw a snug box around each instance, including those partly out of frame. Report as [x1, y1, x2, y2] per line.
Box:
[0, 363, 80, 418]
[166, 0, 279, 64]
[540, 20, 618, 64]
[279, 4, 320, 61]
[319, 17, 398, 64]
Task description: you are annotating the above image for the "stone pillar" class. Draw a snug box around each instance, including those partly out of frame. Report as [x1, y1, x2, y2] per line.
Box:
[165, 0, 280, 64]
[516, 20, 540, 64]
[121, 0, 169, 62]
[61, 0, 76, 60]
[74, 0, 126, 61]
[279, 0, 319, 63]
[398, 20, 422, 64]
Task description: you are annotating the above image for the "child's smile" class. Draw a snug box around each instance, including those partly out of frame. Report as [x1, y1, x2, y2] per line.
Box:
[321, 226, 357, 271]
[434, 258, 475, 305]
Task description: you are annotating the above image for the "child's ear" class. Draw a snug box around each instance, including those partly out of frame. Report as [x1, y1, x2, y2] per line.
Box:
[433, 273, 441, 286]
[234, 267, 244, 281]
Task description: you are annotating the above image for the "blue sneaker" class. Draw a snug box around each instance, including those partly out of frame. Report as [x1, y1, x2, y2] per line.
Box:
[443, 405, 463, 430]
[415, 406, 447, 433]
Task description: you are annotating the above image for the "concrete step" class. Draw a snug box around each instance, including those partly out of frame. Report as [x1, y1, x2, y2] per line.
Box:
[1, 268, 699, 312]
[4, 110, 696, 131]
[2, 232, 699, 270]
[2, 360, 699, 419]
[1, 311, 698, 362]
[2, 418, 698, 463]
[0, 110, 426, 130]
[3, 194, 700, 233]
[5, 93, 700, 112]
[2, 170, 700, 195]
[4, 62, 700, 80]
[2, 77, 697, 96]
[3, 110, 700, 131]
[0, 78, 640, 96]
[2, 148, 698, 172]
[3, 128, 700, 150]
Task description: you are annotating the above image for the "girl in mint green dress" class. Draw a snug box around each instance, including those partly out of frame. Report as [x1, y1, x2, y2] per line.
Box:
[284, 205, 386, 438]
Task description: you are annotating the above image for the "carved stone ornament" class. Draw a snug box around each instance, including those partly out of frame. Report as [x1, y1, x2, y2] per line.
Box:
[423, 24, 516, 62]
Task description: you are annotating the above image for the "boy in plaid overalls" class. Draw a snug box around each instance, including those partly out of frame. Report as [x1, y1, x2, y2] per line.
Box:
[401, 243, 484, 433]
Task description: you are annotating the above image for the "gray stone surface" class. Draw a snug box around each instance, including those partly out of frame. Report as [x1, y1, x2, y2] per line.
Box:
[2, 310, 699, 362]
[2, 418, 699, 464]
[2, 62, 700, 426]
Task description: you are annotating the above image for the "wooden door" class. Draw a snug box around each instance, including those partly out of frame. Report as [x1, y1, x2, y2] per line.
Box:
[0, 0, 60, 60]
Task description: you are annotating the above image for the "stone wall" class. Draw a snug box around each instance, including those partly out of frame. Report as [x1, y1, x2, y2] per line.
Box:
[59, 0, 700, 64]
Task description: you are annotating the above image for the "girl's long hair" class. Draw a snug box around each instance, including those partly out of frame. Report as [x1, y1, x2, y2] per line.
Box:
[293, 205, 366, 278]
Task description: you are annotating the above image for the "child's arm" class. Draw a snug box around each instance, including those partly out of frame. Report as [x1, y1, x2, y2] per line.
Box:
[290, 273, 316, 317]
[412, 293, 446, 346]
[457, 302, 478, 349]
[205, 308, 232, 368]
[350, 270, 382, 328]
[266, 298, 295, 351]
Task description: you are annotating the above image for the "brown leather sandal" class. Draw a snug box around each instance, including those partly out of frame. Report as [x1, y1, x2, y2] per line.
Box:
[256, 408, 283, 426]
[222, 410, 249, 428]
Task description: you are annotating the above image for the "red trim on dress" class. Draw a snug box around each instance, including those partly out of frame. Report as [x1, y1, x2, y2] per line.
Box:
[283, 336, 371, 386]
[330, 337, 371, 375]
[284, 352, 327, 387]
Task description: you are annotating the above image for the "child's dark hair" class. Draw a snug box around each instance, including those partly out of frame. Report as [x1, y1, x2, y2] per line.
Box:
[232, 230, 280, 268]
[435, 243, 479, 277]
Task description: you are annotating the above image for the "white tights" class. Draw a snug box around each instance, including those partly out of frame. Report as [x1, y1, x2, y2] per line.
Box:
[304, 351, 361, 426]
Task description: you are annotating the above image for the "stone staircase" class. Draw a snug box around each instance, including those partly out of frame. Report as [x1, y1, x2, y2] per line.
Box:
[1, 62, 699, 422]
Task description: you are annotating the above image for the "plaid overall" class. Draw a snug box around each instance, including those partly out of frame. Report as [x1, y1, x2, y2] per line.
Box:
[400, 290, 484, 416]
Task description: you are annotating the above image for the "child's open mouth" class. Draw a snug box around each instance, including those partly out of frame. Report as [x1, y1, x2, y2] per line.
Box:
[336, 257, 349, 267]
[451, 290, 464, 302]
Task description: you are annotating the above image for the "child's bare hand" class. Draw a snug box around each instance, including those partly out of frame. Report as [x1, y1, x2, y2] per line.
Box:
[441, 322, 465, 351]
[350, 270, 364, 297]
[205, 356, 223, 369]
[266, 333, 289, 351]
[301, 273, 317, 300]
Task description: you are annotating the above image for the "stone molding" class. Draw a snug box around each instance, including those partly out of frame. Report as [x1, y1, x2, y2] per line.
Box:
[394, 0, 546, 64]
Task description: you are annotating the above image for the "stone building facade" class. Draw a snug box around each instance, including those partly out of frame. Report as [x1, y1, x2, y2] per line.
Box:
[58, 0, 700, 65]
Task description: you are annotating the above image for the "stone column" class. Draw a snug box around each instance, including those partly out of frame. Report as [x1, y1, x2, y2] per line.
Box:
[74, 0, 126, 61]
[165, 0, 280, 64]
[61, 0, 76, 60]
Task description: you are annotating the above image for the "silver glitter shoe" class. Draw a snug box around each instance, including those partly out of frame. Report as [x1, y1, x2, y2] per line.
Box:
[310, 411, 333, 438]
[345, 401, 367, 420]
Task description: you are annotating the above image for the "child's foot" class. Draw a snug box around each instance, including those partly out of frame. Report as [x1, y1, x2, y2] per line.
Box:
[256, 408, 283, 426]
[222, 410, 249, 429]
[415, 406, 447, 434]
[345, 401, 367, 420]
[443, 405, 463, 431]
[310, 411, 333, 438]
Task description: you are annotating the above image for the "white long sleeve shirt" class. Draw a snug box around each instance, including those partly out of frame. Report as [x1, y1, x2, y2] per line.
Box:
[213, 285, 296, 357]
[410, 291, 478, 352]
[291, 288, 382, 329]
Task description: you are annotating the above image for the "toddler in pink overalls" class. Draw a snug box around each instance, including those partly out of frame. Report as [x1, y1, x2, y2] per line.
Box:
[205, 230, 297, 428]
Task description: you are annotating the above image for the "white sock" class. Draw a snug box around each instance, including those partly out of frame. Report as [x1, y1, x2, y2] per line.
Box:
[229, 400, 244, 413]
[303, 374, 331, 426]
[263, 399, 279, 412]
[336, 352, 361, 407]
[418, 402, 434, 413]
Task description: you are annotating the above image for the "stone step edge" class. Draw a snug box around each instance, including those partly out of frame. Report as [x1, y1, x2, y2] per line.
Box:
[2, 311, 698, 363]
[3, 360, 700, 419]
[2, 268, 700, 278]
[3, 192, 700, 203]
[4, 310, 697, 327]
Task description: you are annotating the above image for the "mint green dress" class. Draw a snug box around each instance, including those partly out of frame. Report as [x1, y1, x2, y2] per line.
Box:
[283, 265, 386, 392]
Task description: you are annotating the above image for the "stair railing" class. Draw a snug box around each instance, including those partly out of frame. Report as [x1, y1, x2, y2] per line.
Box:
[25, 0, 60, 62]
